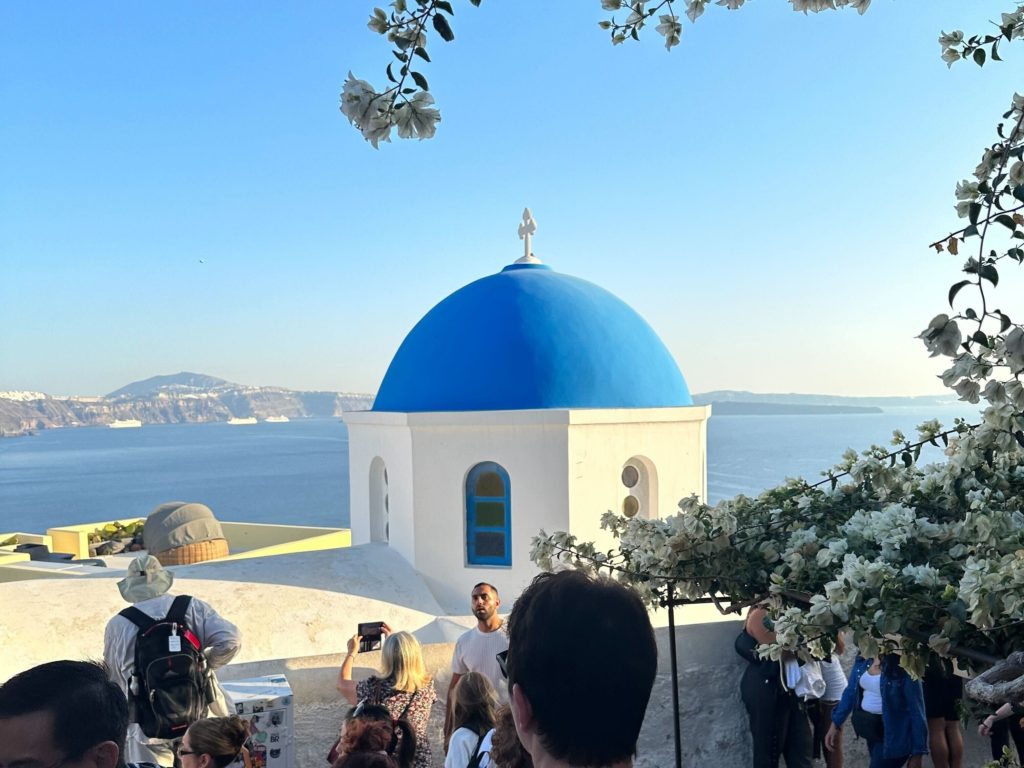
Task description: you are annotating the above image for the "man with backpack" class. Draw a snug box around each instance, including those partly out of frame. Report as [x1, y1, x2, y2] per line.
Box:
[103, 554, 241, 766]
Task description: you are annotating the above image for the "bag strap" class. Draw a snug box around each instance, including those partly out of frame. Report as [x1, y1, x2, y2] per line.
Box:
[167, 594, 192, 624]
[396, 690, 417, 722]
[119, 606, 157, 633]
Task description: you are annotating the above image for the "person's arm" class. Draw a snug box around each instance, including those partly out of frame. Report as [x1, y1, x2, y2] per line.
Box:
[831, 658, 865, 729]
[905, 676, 929, 757]
[196, 603, 242, 669]
[980, 702, 1017, 736]
[745, 607, 777, 645]
[337, 634, 361, 703]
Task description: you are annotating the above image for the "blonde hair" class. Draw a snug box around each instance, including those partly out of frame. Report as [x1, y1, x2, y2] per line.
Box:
[452, 672, 497, 734]
[380, 631, 428, 692]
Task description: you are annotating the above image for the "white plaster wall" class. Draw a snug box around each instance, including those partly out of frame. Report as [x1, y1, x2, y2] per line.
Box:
[566, 406, 710, 554]
[344, 416, 414, 564]
[407, 417, 570, 612]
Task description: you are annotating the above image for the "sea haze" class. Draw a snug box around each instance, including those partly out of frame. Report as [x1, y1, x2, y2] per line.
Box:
[0, 406, 980, 533]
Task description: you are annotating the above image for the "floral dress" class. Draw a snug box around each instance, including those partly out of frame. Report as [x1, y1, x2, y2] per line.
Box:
[356, 675, 437, 768]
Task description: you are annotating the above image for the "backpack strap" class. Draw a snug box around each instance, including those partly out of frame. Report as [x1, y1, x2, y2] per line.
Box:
[119, 606, 157, 632]
[166, 594, 192, 624]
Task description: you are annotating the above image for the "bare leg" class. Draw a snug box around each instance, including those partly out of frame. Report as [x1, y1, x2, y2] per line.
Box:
[943, 720, 963, 768]
[928, 717, 949, 768]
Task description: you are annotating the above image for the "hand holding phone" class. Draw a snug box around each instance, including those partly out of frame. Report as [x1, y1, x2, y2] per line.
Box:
[358, 621, 385, 653]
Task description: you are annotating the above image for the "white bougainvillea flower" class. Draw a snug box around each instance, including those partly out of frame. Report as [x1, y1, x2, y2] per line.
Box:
[656, 14, 682, 49]
[920, 314, 962, 357]
[938, 30, 964, 49]
[685, 0, 707, 22]
[394, 92, 440, 140]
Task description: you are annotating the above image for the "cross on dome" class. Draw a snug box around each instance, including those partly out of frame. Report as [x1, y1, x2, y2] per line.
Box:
[515, 208, 542, 264]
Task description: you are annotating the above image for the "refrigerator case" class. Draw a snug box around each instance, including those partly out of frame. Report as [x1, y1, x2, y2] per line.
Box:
[221, 675, 294, 768]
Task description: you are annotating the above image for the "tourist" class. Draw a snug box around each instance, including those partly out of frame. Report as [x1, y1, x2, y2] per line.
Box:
[104, 554, 241, 767]
[825, 653, 927, 768]
[737, 603, 813, 768]
[445, 672, 498, 768]
[979, 701, 1024, 764]
[176, 716, 250, 768]
[503, 570, 657, 768]
[337, 627, 436, 768]
[0, 659, 158, 768]
[488, 705, 533, 768]
[445, 583, 508, 745]
[922, 657, 963, 768]
[331, 702, 416, 768]
[809, 634, 848, 768]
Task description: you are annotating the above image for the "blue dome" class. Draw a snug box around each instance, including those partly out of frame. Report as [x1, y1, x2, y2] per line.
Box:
[373, 263, 692, 412]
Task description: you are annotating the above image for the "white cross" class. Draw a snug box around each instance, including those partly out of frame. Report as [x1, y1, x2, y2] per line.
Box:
[517, 208, 537, 261]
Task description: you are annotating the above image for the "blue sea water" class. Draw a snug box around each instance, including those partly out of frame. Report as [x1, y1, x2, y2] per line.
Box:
[0, 406, 980, 534]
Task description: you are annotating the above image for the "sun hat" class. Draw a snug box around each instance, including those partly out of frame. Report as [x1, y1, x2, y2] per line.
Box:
[117, 553, 175, 603]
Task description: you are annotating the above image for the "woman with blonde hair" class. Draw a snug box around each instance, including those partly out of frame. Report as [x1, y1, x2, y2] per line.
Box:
[445, 672, 498, 768]
[176, 715, 251, 768]
[338, 624, 436, 768]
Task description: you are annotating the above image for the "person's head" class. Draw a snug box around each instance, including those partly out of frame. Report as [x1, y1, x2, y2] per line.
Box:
[490, 705, 533, 768]
[335, 715, 403, 768]
[379, 631, 428, 693]
[339, 703, 415, 768]
[117, 554, 174, 603]
[178, 716, 250, 768]
[452, 672, 498, 733]
[0, 660, 128, 768]
[471, 582, 500, 625]
[505, 571, 657, 767]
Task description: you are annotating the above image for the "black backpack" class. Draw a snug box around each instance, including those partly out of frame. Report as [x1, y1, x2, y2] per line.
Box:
[119, 594, 210, 739]
[467, 730, 488, 768]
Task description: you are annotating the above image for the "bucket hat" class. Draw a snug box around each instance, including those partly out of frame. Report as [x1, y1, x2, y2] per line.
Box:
[117, 553, 174, 603]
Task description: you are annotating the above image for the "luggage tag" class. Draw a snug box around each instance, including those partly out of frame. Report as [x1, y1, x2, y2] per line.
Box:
[169, 626, 182, 653]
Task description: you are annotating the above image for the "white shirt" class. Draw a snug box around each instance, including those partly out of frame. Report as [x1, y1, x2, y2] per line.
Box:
[103, 593, 241, 764]
[859, 670, 883, 714]
[445, 726, 492, 768]
[820, 655, 848, 702]
[451, 624, 509, 703]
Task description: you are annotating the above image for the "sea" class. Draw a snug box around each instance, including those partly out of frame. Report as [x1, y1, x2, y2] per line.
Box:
[0, 406, 981, 535]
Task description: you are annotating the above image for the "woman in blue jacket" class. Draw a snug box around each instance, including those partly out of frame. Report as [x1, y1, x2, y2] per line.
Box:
[824, 654, 928, 768]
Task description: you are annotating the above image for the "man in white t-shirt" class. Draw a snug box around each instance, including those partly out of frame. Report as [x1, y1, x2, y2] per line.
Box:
[444, 582, 509, 743]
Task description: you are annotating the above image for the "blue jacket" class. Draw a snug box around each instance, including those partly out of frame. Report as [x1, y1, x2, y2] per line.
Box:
[831, 655, 928, 758]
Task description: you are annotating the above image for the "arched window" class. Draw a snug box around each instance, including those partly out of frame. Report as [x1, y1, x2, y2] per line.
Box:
[369, 457, 389, 543]
[465, 462, 511, 566]
[621, 456, 658, 520]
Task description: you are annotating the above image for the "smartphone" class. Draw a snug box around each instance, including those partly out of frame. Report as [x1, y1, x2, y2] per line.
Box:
[358, 621, 385, 653]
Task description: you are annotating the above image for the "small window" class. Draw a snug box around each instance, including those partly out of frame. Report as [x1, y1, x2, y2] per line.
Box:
[466, 462, 511, 566]
[621, 465, 639, 488]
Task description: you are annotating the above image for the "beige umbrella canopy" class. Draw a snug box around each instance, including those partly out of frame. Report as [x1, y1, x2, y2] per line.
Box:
[144, 501, 229, 565]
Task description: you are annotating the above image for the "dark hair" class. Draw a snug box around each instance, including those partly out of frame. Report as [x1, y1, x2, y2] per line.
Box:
[473, 582, 499, 597]
[505, 571, 656, 765]
[490, 704, 533, 768]
[452, 672, 497, 736]
[0, 660, 128, 765]
[334, 752, 398, 768]
[186, 715, 250, 768]
[340, 704, 416, 768]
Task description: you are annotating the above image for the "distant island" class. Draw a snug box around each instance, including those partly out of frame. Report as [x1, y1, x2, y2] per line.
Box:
[0, 377, 962, 438]
[691, 390, 959, 416]
[0, 372, 374, 437]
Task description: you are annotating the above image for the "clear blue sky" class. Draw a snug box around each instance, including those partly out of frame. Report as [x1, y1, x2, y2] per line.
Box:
[2, 1, 1019, 397]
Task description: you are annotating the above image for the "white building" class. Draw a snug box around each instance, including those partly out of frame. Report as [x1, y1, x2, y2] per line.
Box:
[346, 218, 710, 611]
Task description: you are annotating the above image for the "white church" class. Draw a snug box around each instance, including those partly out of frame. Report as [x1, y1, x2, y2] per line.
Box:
[345, 211, 711, 611]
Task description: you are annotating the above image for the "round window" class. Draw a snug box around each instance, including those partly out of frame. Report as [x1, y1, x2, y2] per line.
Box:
[623, 496, 640, 518]
[621, 465, 639, 488]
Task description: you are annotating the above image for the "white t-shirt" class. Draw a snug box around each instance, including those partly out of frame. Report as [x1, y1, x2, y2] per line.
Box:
[451, 624, 509, 703]
[859, 670, 883, 714]
[445, 726, 492, 768]
[820, 655, 848, 702]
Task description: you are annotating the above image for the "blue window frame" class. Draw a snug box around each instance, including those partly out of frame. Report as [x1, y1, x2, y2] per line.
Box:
[466, 462, 511, 566]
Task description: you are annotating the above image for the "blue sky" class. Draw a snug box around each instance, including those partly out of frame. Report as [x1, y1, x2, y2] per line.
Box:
[2, 1, 1019, 397]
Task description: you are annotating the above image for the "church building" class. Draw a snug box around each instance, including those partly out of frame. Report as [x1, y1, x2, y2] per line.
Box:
[345, 211, 710, 611]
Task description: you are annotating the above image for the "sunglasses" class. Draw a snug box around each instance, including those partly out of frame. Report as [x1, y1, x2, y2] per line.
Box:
[176, 746, 197, 757]
[496, 650, 508, 679]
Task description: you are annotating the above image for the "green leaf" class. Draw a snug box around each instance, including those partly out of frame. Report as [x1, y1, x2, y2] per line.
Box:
[386, 62, 397, 83]
[972, 330, 989, 347]
[411, 71, 429, 91]
[432, 13, 454, 41]
[392, 50, 408, 62]
[998, 311, 1012, 332]
[435, 0, 454, 15]
[1013, 185, 1024, 203]
[969, 202, 982, 225]
[948, 280, 970, 307]
[973, 47, 986, 66]
[469, 0, 481, 5]
[964, 225, 979, 237]
[979, 264, 999, 286]
[414, 46, 431, 62]
[995, 214, 1017, 230]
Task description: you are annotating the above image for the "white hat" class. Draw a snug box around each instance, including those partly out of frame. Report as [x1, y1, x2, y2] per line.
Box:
[117, 554, 175, 603]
